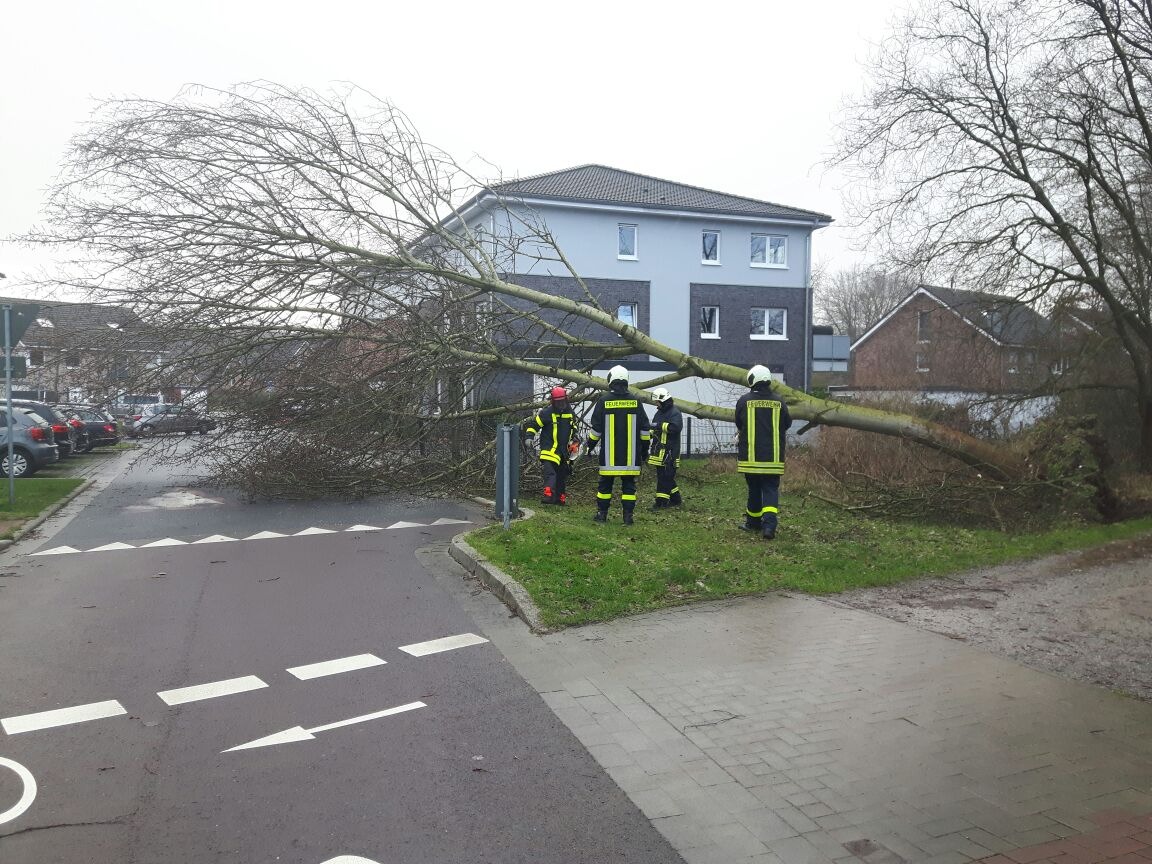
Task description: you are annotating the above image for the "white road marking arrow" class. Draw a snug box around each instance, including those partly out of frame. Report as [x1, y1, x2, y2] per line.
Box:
[223, 701, 425, 753]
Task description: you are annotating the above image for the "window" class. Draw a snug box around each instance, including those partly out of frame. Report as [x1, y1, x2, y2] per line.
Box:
[700, 306, 720, 338]
[917, 310, 932, 342]
[617, 303, 638, 328]
[750, 307, 787, 340]
[65, 352, 80, 368]
[917, 351, 930, 372]
[702, 230, 720, 264]
[750, 234, 787, 267]
[617, 223, 638, 259]
[29, 349, 43, 367]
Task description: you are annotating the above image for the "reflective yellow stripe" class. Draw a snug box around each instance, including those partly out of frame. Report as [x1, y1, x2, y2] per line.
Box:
[599, 469, 641, 476]
[541, 413, 560, 461]
[621, 494, 637, 501]
[596, 492, 612, 500]
[655, 492, 670, 500]
[746, 401, 756, 463]
[771, 402, 781, 464]
[626, 413, 634, 468]
[746, 508, 767, 517]
[765, 506, 779, 513]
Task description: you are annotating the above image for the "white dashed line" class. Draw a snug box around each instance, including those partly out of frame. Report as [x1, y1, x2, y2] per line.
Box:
[244, 531, 287, 540]
[192, 534, 237, 544]
[2, 699, 127, 735]
[157, 675, 268, 706]
[286, 654, 387, 680]
[398, 633, 489, 657]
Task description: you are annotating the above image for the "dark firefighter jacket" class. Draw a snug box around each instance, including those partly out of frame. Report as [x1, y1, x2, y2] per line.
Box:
[647, 401, 683, 468]
[523, 403, 578, 465]
[587, 383, 651, 476]
[735, 383, 792, 475]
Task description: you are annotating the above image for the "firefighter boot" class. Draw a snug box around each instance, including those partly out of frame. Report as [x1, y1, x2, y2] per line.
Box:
[593, 508, 608, 523]
[650, 498, 669, 511]
[622, 509, 635, 526]
[558, 493, 568, 506]
[739, 516, 762, 532]
[670, 490, 683, 507]
[541, 486, 555, 505]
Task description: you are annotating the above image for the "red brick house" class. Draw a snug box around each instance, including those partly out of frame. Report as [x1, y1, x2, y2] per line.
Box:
[851, 286, 1051, 393]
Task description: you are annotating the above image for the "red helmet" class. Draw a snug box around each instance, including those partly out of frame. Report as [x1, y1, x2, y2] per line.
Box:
[550, 386, 568, 402]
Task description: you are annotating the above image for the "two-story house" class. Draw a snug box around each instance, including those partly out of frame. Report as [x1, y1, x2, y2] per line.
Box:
[450, 165, 832, 413]
[848, 285, 1055, 433]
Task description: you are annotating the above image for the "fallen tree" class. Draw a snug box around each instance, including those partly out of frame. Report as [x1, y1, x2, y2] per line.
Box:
[26, 82, 1029, 487]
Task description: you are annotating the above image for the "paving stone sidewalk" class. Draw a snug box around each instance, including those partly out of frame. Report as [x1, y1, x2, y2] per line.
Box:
[448, 579, 1152, 864]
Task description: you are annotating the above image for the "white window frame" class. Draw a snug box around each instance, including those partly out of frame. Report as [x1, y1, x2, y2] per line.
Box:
[617, 223, 638, 260]
[616, 302, 639, 329]
[701, 230, 721, 265]
[916, 351, 930, 372]
[750, 307, 787, 340]
[750, 234, 787, 268]
[700, 305, 720, 339]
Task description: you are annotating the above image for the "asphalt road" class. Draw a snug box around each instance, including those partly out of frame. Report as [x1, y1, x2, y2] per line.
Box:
[0, 447, 679, 863]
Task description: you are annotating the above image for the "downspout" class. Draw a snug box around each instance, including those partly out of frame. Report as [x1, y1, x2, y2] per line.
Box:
[804, 228, 813, 392]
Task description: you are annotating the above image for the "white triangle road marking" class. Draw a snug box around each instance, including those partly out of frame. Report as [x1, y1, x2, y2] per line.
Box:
[294, 527, 336, 536]
[344, 524, 382, 532]
[321, 857, 383, 864]
[430, 518, 471, 526]
[192, 535, 238, 544]
[140, 538, 188, 548]
[385, 521, 424, 529]
[88, 542, 137, 552]
[30, 545, 82, 556]
[244, 531, 288, 540]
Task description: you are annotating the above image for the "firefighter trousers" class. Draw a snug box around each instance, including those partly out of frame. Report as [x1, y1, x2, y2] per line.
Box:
[541, 460, 571, 502]
[743, 473, 780, 530]
[596, 474, 637, 513]
[654, 465, 681, 504]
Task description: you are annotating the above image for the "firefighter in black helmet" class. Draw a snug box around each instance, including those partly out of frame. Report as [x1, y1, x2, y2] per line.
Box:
[522, 385, 579, 505]
[647, 387, 683, 509]
[585, 365, 651, 525]
[736, 364, 791, 539]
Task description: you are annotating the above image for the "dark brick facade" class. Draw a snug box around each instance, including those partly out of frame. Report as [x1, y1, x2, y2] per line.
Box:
[688, 283, 807, 385]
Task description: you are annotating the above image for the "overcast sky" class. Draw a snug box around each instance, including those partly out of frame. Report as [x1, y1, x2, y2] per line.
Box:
[0, 0, 909, 297]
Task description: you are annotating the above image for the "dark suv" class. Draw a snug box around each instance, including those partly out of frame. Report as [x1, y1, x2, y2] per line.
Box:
[11, 400, 79, 457]
[0, 408, 60, 477]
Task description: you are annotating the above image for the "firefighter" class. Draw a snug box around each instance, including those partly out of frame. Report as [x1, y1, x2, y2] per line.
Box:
[735, 364, 792, 540]
[522, 385, 580, 505]
[585, 365, 651, 525]
[647, 387, 683, 509]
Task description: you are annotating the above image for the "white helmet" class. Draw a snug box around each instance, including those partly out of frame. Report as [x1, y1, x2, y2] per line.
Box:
[650, 387, 671, 404]
[747, 364, 772, 386]
[607, 365, 629, 385]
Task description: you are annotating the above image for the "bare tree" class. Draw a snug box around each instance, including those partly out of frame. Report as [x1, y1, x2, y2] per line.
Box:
[814, 264, 917, 341]
[24, 82, 1029, 486]
[836, 0, 1152, 469]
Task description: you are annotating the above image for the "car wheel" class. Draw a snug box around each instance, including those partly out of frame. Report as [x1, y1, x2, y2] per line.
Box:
[1, 449, 32, 478]
[198, 425, 210, 435]
[140, 424, 156, 437]
[184, 429, 194, 436]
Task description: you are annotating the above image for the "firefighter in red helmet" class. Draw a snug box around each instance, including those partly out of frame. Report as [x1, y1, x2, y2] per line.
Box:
[522, 385, 580, 505]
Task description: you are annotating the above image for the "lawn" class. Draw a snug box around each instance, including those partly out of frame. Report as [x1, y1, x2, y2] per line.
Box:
[0, 478, 86, 539]
[467, 460, 1152, 628]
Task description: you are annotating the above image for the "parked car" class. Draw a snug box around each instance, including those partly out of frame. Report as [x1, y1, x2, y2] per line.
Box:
[0, 408, 59, 477]
[57, 405, 121, 451]
[10, 400, 79, 457]
[128, 404, 217, 437]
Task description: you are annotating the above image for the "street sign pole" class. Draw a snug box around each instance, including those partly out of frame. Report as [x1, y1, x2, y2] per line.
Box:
[5, 305, 14, 505]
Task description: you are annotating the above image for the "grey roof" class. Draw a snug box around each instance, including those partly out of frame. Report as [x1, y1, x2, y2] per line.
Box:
[485, 165, 833, 223]
[0, 296, 139, 348]
[923, 285, 1048, 345]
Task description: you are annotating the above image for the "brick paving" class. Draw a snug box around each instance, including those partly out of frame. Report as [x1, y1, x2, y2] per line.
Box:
[444, 577, 1152, 864]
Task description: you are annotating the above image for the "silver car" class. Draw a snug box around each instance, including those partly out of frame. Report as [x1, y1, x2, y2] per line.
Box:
[0, 408, 60, 477]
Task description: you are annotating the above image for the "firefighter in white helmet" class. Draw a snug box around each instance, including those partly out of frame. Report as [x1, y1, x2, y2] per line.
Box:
[646, 387, 683, 509]
[584, 365, 651, 525]
[735, 364, 791, 539]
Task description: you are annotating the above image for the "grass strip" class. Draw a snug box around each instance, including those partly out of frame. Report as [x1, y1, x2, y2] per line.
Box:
[468, 462, 1152, 628]
[0, 478, 86, 539]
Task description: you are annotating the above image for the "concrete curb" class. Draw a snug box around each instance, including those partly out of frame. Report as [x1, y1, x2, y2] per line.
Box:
[450, 497, 549, 633]
[0, 477, 95, 552]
